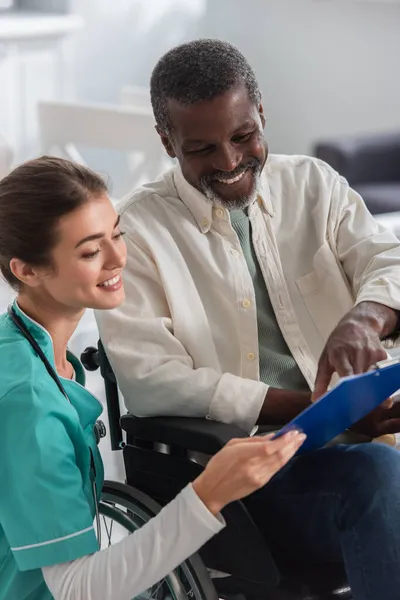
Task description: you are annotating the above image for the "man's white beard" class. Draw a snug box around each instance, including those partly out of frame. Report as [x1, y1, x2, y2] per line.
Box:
[201, 170, 261, 211]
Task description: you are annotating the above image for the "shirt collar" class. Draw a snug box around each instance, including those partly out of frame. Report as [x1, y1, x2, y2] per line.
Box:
[258, 164, 275, 217]
[12, 299, 54, 357]
[172, 162, 274, 233]
[172, 165, 214, 233]
[10, 300, 84, 383]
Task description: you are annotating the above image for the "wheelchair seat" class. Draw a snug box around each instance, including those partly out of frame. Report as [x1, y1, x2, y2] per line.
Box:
[81, 343, 353, 600]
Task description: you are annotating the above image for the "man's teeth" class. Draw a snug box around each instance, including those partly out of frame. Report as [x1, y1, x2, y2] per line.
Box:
[216, 170, 246, 185]
[100, 274, 120, 287]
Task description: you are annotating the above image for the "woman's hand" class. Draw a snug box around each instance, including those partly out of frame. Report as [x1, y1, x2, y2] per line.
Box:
[192, 431, 306, 515]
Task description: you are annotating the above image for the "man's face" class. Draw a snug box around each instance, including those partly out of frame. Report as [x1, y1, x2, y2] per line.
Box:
[159, 84, 268, 210]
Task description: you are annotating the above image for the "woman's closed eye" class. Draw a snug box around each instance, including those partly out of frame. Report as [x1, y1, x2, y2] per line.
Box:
[81, 231, 125, 260]
[81, 247, 101, 260]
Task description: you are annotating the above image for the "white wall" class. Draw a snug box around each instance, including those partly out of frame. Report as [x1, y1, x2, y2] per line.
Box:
[201, 0, 400, 154]
[4, 0, 400, 159]
[67, 0, 205, 195]
[69, 0, 400, 155]
[70, 0, 206, 104]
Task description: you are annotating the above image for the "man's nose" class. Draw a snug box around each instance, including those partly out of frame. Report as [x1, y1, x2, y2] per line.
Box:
[212, 144, 242, 173]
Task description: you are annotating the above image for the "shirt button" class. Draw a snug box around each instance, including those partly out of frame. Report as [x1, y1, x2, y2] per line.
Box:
[215, 208, 224, 218]
[247, 352, 256, 361]
[201, 218, 209, 228]
[230, 248, 239, 256]
[242, 299, 251, 308]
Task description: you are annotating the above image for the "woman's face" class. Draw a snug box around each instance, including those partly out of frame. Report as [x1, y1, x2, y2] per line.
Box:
[35, 194, 127, 311]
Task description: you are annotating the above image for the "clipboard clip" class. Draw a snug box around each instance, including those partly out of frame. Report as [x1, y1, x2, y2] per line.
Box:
[374, 357, 400, 370]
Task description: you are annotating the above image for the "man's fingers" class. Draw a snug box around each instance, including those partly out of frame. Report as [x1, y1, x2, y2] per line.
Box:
[313, 351, 356, 402]
[377, 419, 400, 436]
[381, 397, 394, 410]
[312, 356, 334, 402]
[354, 346, 387, 374]
[354, 350, 369, 375]
[386, 402, 400, 418]
[332, 353, 354, 378]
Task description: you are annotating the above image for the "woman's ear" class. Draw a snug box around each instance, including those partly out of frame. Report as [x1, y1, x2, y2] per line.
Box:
[9, 258, 42, 288]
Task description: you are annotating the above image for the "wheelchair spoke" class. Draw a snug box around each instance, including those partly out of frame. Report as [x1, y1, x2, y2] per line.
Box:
[149, 579, 164, 599]
[136, 578, 177, 600]
[99, 488, 211, 600]
[102, 514, 114, 546]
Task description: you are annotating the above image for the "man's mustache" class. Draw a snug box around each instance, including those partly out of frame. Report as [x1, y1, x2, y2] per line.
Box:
[201, 158, 261, 186]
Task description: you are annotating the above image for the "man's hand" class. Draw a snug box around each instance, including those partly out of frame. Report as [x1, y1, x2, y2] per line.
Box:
[351, 401, 400, 438]
[312, 301, 398, 402]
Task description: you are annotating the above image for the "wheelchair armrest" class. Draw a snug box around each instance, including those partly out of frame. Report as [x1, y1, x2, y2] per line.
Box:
[315, 131, 400, 186]
[120, 415, 249, 455]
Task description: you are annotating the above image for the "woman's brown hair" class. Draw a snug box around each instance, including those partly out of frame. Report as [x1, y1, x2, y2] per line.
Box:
[0, 156, 107, 290]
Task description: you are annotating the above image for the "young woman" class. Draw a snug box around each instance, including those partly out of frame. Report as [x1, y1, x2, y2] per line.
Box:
[0, 156, 305, 600]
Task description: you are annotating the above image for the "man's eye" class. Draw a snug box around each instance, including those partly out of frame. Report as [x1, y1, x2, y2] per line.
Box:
[185, 146, 213, 155]
[232, 131, 253, 143]
[113, 230, 126, 240]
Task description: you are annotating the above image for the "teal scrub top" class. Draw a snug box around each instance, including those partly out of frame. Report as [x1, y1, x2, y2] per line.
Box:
[0, 301, 104, 600]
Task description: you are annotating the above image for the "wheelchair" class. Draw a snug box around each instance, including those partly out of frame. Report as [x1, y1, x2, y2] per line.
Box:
[98, 480, 215, 600]
[82, 342, 353, 600]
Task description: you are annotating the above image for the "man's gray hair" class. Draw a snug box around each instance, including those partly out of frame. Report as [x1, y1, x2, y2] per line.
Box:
[150, 39, 261, 134]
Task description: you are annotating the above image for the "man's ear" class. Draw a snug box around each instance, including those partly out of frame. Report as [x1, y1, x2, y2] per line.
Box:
[258, 98, 266, 129]
[155, 126, 177, 159]
[9, 258, 43, 288]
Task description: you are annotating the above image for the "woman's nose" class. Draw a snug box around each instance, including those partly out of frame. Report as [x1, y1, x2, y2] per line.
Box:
[106, 241, 126, 269]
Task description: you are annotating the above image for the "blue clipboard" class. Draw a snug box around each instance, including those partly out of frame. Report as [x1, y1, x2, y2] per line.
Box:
[272, 359, 400, 454]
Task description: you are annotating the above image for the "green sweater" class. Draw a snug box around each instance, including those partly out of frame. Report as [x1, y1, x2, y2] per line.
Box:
[230, 209, 308, 391]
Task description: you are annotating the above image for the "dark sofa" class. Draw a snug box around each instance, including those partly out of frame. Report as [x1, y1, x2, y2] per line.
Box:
[314, 132, 400, 214]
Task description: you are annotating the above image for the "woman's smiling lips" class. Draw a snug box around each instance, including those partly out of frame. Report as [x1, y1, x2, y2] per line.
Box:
[97, 273, 123, 291]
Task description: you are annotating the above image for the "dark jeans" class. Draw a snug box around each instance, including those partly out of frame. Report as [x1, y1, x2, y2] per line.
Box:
[244, 443, 400, 600]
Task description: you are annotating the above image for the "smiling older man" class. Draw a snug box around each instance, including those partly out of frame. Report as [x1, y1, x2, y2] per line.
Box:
[97, 39, 400, 600]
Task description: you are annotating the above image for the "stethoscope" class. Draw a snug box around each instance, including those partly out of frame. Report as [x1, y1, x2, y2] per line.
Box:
[7, 305, 105, 546]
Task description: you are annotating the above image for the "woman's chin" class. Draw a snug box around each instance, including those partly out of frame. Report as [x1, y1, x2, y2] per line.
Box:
[90, 287, 126, 311]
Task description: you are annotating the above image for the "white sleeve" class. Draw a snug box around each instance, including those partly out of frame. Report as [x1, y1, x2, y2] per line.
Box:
[42, 484, 225, 600]
[331, 175, 400, 310]
[96, 233, 267, 434]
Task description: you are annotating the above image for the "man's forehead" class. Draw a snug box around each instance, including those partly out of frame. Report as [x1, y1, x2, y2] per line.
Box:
[167, 86, 259, 137]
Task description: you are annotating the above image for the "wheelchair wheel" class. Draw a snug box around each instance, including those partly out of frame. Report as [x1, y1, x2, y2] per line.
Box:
[99, 480, 218, 600]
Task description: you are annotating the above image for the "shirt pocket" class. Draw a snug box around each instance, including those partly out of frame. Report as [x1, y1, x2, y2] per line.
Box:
[295, 242, 355, 342]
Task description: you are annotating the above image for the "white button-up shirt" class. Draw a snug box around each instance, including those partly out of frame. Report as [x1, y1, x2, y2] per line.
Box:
[96, 155, 400, 433]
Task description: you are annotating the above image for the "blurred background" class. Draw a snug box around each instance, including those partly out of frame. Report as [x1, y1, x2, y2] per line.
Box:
[1, 0, 400, 194]
[1, 0, 400, 479]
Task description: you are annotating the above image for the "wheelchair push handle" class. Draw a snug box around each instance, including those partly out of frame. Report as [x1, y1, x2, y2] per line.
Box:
[81, 346, 100, 371]
[81, 345, 124, 452]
